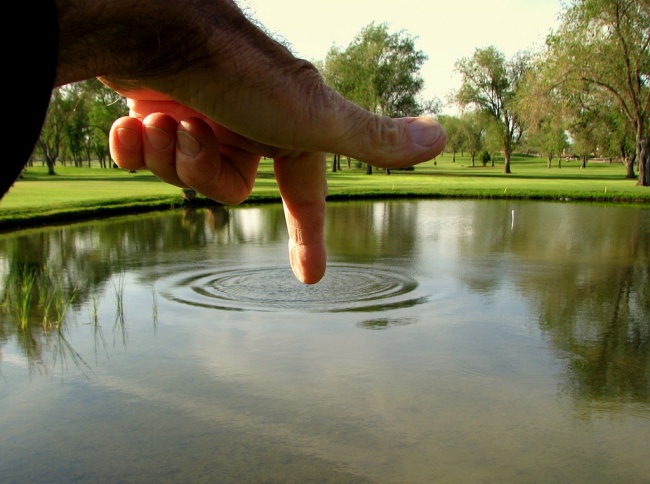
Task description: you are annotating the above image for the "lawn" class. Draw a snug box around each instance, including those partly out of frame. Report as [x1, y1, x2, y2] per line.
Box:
[1, 153, 647, 230]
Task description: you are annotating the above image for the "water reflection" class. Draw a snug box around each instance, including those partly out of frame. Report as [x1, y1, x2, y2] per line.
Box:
[1, 201, 648, 398]
[454, 202, 650, 407]
[357, 317, 417, 330]
[0, 200, 648, 482]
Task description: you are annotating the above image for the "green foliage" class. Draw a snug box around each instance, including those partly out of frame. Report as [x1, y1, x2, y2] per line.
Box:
[34, 80, 128, 172]
[37, 88, 70, 174]
[2, 264, 77, 331]
[480, 150, 491, 167]
[322, 22, 431, 117]
[460, 112, 486, 164]
[454, 46, 530, 172]
[437, 115, 464, 157]
[543, 0, 649, 185]
[85, 79, 128, 168]
[65, 85, 91, 166]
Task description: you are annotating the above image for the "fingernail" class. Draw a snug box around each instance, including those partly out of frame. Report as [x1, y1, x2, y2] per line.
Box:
[116, 128, 139, 149]
[145, 125, 173, 151]
[408, 117, 446, 147]
[177, 130, 202, 158]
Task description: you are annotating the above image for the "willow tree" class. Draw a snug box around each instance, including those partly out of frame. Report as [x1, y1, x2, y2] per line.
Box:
[322, 22, 432, 174]
[454, 46, 530, 174]
[545, 0, 649, 186]
[516, 57, 570, 168]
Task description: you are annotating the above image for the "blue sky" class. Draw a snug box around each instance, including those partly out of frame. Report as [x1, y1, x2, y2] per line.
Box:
[237, 0, 566, 114]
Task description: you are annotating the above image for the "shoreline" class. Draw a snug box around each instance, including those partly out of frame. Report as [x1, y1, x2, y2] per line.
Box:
[2, 191, 648, 234]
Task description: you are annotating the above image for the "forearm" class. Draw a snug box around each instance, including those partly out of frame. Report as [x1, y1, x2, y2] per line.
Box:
[54, 0, 300, 89]
[54, 0, 328, 152]
[55, 0, 200, 86]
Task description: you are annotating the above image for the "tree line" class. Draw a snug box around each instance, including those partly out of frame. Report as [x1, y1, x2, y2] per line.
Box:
[32, 0, 648, 186]
[31, 79, 128, 174]
[319, 0, 648, 185]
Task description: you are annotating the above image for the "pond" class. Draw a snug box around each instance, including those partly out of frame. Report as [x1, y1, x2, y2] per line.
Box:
[0, 199, 648, 483]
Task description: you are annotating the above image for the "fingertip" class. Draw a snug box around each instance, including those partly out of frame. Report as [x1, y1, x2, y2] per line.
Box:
[406, 117, 447, 153]
[323, 109, 448, 167]
[289, 242, 327, 284]
[109, 117, 145, 170]
[110, 116, 142, 148]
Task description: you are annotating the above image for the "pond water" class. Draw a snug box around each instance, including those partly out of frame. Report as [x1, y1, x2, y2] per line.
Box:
[0, 199, 648, 483]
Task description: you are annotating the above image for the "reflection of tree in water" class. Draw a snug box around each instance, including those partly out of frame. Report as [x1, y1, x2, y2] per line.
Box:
[0, 206, 237, 371]
[538, 237, 649, 406]
[457, 201, 649, 406]
[326, 200, 420, 264]
[0, 202, 418, 370]
[538, 212, 650, 402]
[204, 205, 230, 232]
[357, 317, 416, 330]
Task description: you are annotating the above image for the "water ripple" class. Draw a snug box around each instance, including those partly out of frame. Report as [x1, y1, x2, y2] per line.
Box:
[160, 263, 426, 313]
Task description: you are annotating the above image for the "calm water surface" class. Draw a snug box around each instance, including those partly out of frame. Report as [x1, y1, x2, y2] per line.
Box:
[0, 199, 648, 483]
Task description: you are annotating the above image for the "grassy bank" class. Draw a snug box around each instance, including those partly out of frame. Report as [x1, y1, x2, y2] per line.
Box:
[1, 153, 648, 230]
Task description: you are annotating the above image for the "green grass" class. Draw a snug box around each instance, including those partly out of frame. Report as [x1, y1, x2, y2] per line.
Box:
[1, 153, 647, 230]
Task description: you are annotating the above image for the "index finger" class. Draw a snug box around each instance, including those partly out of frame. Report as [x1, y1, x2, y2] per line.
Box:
[274, 152, 328, 284]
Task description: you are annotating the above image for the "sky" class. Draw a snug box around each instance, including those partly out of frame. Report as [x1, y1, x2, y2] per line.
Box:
[237, 0, 566, 114]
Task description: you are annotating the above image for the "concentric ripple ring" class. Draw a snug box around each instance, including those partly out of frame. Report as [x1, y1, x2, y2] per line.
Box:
[161, 263, 426, 313]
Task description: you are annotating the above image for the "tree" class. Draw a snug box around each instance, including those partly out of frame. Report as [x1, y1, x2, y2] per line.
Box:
[84, 79, 128, 168]
[592, 99, 635, 164]
[545, 0, 649, 186]
[37, 88, 74, 175]
[64, 83, 92, 167]
[530, 119, 569, 168]
[570, 107, 600, 169]
[483, 120, 504, 167]
[516, 58, 570, 167]
[437, 115, 464, 162]
[322, 22, 432, 174]
[454, 46, 529, 174]
[35, 81, 127, 174]
[460, 111, 486, 167]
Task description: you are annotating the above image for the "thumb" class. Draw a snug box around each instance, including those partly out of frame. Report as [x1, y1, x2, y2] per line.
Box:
[314, 98, 448, 168]
[234, 69, 447, 168]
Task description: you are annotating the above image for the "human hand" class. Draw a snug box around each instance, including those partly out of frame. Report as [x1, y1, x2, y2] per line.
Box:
[101, 34, 446, 286]
[59, 0, 447, 283]
[109, 91, 328, 285]
[108, 81, 445, 284]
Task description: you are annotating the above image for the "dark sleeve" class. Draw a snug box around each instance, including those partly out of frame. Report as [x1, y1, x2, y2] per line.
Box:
[1, 0, 58, 198]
